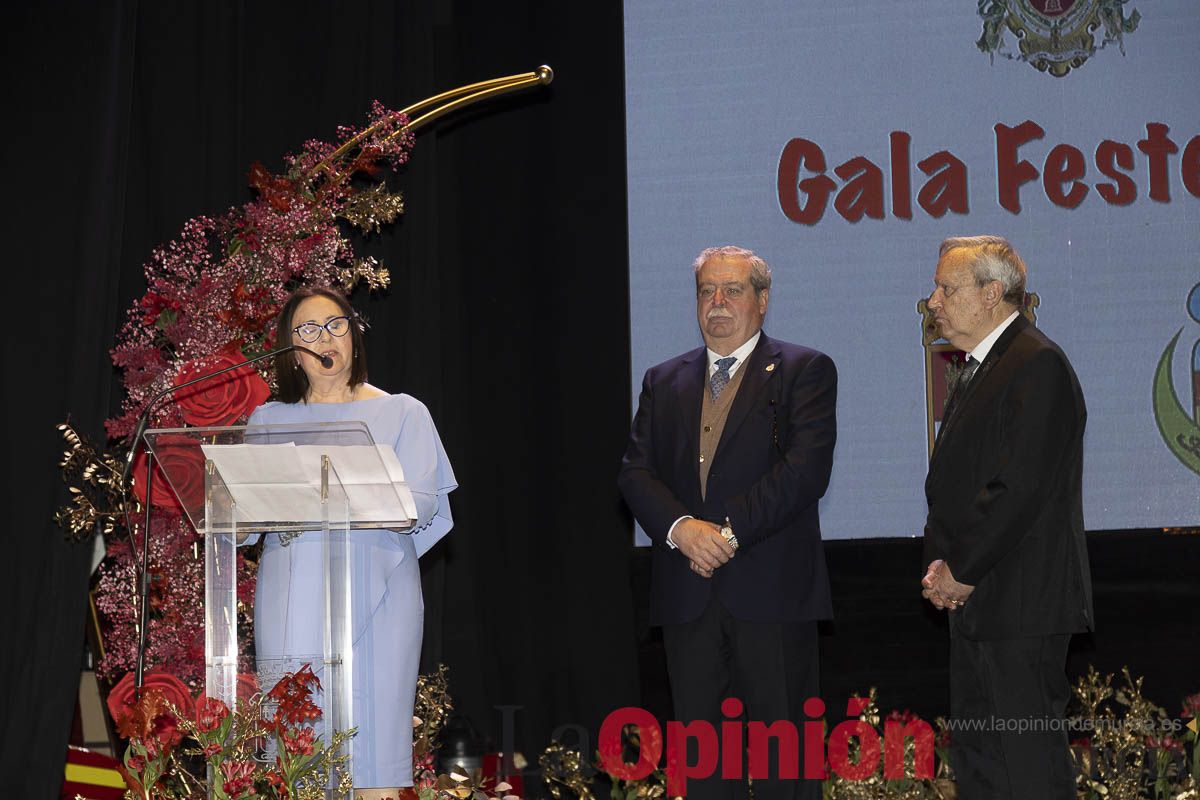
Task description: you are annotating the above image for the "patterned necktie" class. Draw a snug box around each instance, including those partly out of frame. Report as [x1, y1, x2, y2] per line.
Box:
[961, 355, 980, 384]
[942, 356, 980, 424]
[710, 356, 737, 401]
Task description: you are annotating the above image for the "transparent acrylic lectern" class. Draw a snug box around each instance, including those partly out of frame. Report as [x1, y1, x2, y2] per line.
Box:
[144, 422, 415, 787]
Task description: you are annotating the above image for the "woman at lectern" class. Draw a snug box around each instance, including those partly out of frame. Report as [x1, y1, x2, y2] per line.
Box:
[249, 286, 456, 800]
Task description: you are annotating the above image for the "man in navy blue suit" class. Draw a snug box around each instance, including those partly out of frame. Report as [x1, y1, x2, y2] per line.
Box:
[619, 246, 837, 800]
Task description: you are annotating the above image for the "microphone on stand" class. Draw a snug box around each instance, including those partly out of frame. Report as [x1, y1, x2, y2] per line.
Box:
[119, 343, 332, 489]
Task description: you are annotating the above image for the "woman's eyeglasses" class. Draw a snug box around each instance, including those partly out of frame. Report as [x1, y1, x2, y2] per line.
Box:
[292, 316, 351, 343]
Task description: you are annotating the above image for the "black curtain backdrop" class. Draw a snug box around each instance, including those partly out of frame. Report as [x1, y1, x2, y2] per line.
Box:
[3, 2, 638, 795]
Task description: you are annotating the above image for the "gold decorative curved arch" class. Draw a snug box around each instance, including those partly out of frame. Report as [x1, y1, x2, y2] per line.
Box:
[309, 65, 554, 180]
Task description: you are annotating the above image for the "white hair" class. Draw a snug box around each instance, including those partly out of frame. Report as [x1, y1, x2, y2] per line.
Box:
[940, 235, 1027, 305]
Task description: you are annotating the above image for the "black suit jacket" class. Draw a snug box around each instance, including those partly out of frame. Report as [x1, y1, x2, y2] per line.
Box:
[619, 333, 837, 626]
[923, 314, 1093, 640]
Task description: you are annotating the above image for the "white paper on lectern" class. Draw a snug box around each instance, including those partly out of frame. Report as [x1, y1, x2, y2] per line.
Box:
[199, 442, 417, 526]
[293, 444, 418, 521]
[197, 443, 316, 522]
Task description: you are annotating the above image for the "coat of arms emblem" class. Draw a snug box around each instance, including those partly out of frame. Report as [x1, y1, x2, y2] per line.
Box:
[976, 0, 1141, 77]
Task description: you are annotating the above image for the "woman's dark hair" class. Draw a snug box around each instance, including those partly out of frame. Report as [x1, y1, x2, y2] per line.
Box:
[274, 286, 368, 403]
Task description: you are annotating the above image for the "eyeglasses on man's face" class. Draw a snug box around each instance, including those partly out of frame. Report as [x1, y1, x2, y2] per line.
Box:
[292, 316, 351, 343]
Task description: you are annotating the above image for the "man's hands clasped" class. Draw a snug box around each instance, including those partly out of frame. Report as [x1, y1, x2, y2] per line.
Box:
[673, 518, 735, 578]
[921, 558, 974, 611]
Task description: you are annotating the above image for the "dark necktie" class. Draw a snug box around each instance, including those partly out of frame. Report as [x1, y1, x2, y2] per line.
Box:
[710, 356, 737, 401]
[942, 356, 980, 426]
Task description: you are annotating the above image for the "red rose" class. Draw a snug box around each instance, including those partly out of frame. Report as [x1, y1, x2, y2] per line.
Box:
[173, 345, 270, 427]
[131, 434, 206, 514]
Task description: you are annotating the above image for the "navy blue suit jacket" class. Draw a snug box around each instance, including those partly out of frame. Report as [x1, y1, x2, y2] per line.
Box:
[619, 332, 837, 626]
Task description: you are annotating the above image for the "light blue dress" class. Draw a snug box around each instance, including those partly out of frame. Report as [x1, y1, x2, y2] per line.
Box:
[247, 394, 456, 787]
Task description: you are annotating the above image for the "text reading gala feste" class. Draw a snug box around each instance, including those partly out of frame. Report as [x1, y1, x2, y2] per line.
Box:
[777, 121, 1200, 224]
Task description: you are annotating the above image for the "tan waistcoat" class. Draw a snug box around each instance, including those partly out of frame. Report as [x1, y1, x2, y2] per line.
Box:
[698, 363, 748, 500]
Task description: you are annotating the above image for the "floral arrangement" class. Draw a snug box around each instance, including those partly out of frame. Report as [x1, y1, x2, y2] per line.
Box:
[1070, 667, 1199, 800]
[97, 663, 530, 800]
[57, 99, 416, 687]
[106, 663, 355, 799]
[540, 743, 597, 800]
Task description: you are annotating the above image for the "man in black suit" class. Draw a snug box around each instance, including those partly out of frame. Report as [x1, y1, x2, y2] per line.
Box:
[920, 235, 1093, 798]
[619, 246, 836, 800]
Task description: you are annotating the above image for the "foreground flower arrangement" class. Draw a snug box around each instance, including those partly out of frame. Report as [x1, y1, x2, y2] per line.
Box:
[99, 665, 517, 800]
[107, 664, 354, 799]
[1070, 668, 1199, 800]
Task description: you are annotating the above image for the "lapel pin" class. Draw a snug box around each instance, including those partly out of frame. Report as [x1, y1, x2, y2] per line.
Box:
[765, 363, 775, 372]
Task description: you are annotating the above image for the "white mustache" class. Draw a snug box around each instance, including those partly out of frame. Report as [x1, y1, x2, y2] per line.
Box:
[706, 309, 734, 320]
